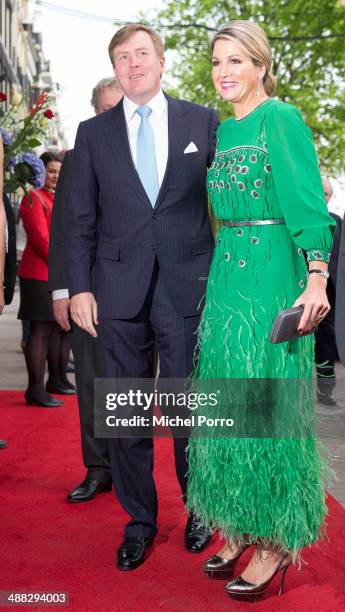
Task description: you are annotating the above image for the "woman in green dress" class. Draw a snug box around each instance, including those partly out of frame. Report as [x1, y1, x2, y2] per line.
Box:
[186, 20, 335, 601]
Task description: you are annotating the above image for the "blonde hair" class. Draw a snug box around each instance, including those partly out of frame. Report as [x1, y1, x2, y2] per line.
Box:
[211, 21, 277, 96]
[108, 24, 164, 66]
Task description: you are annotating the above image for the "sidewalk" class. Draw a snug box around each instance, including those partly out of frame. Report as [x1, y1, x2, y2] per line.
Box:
[1, 285, 344, 506]
[0, 285, 25, 390]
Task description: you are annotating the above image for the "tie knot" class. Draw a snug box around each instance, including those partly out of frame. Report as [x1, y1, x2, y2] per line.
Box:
[136, 105, 152, 118]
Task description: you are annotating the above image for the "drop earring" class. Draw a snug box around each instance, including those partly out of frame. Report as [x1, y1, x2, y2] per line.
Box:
[256, 78, 261, 97]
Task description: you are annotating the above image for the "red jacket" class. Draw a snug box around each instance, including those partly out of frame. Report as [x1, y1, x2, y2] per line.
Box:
[18, 188, 54, 281]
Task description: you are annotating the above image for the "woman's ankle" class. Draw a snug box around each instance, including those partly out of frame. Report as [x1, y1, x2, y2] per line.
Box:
[218, 541, 245, 560]
[241, 547, 290, 583]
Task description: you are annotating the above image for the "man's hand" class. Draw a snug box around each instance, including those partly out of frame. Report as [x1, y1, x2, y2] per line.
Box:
[53, 297, 71, 331]
[70, 292, 98, 337]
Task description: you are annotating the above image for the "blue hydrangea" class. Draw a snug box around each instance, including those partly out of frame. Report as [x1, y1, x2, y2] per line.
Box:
[0, 127, 12, 147]
[18, 152, 45, 187]
[7, 157, 16, 170]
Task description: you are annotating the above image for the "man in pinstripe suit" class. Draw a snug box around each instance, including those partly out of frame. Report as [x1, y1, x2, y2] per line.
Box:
[67, 24, 218, 571]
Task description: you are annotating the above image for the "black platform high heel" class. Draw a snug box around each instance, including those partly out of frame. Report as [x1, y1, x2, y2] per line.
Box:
[225, 554, 291, 600]
[203, 544, 248, 579]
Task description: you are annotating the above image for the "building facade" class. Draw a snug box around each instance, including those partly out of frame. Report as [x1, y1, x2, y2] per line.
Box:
[0, 0, 66, 148]
[0, 0, 18, 104]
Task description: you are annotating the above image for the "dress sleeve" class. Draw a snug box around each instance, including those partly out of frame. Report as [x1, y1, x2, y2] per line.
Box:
[19, 191, 50, 263]
[266, 102, 335, 263]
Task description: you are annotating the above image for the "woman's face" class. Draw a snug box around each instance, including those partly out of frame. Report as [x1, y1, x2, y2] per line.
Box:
[44, 161, 61, 190]
[212, 38, 265, 104]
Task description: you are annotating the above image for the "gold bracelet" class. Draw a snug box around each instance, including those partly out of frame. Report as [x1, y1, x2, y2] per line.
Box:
[0, 284, 5, 290]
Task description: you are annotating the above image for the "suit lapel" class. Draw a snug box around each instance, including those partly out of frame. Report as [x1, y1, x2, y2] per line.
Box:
[154, 96, 191, 212]
[103, 96, 192, 211]
[104, 100, 152, 207]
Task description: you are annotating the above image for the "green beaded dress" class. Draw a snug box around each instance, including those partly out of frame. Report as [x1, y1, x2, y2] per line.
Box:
[186, 99, 335, 555]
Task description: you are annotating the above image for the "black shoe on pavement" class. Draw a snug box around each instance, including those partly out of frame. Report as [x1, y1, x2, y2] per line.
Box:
[317, 391, 337, 406]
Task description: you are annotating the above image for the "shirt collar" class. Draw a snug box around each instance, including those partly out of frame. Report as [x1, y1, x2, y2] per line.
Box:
[123, 89, 167, 124]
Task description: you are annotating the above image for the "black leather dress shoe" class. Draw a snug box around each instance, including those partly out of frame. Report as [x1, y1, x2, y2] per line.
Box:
[184, 515, 212, 552]
[117, 537, 154, 571]
[67, 477, 112, 502]
[0, 439, 8, 449]
[24, 391, 63, 407]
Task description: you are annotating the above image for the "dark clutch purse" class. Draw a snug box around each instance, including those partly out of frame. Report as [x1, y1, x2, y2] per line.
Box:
[270, 305, 311, 344]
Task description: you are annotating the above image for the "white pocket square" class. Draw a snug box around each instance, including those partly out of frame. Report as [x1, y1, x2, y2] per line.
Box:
[184, 142, 198, 154]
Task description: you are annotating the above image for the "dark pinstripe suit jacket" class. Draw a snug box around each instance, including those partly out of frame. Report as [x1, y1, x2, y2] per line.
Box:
[67, 95, 219, 319]
[335, 212, 345, 364]
[48, 150, 73, 292]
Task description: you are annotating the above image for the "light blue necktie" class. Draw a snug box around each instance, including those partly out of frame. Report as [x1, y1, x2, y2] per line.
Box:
[136, 105, 159, 207]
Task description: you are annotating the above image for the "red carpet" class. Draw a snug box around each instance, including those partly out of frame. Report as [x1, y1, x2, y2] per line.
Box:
[1, 390, 345, 612]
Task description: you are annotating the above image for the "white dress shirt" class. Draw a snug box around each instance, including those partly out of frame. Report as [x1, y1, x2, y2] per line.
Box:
[52, 90, 168, 302]
[52, 288, 69, 299]
[123, 89, 168, 186]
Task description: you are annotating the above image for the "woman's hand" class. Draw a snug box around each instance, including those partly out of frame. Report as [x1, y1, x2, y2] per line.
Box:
[293, 273, 330, 334]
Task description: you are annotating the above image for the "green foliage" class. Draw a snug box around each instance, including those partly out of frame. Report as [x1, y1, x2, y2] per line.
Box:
[153, 0, 345, 174]
[27, 138, 42, 148]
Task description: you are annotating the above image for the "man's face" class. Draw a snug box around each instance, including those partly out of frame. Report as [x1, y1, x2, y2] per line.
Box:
[96, 86, 123, 114]
[112, 30, 165, 105]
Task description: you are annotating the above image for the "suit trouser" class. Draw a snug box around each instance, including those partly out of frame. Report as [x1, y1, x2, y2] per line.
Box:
[69, 323, 112, 483]
[315, 307, 336, 394]
[99, 262, 200, 538]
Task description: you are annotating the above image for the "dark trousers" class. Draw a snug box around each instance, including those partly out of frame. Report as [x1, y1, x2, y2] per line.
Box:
[315, 304, 336, 395]
[99, 261, 199, 538]
[70, 322, 111, 483]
